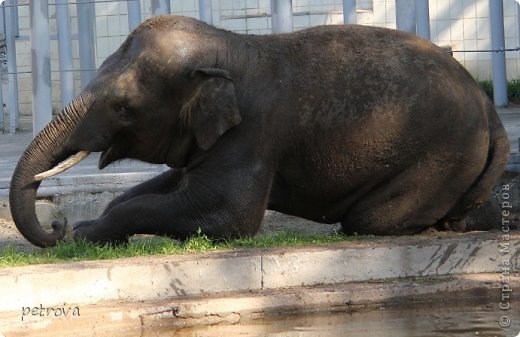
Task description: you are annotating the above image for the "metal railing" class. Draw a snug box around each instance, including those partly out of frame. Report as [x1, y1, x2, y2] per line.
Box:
[0, 0, 517, 135]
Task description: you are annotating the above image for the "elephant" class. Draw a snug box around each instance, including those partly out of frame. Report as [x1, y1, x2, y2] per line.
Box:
[10, 15, 510, 248]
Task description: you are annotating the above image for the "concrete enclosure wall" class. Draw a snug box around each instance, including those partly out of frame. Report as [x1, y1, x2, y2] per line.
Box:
[6, 0, 520, 130]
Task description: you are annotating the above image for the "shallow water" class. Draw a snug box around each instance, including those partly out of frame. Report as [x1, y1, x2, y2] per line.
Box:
[147, 301, 520, 337]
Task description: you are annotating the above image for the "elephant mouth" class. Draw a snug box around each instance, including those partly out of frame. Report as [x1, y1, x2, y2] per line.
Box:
[99, 145, 126, 170]
[99, 147, 114, 170]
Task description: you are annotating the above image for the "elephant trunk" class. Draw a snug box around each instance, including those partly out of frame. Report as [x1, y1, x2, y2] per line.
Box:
[9, 94, 92, 248]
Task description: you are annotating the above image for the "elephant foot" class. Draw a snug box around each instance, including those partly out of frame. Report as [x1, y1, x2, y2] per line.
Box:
[73, 220, 129, 246]
[51, 219, 69, 238]
[436, 218, 466, 232]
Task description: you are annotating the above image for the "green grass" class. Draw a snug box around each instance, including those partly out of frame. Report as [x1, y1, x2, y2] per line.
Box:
[479, 79, 520, 104]
[0, 230, 353, 268]
[509, 79, 520, 103]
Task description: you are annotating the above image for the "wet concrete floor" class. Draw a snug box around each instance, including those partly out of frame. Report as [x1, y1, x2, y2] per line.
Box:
[151, 300, 520, 337]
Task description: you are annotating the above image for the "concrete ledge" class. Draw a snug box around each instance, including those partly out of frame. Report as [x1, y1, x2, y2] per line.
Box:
[1, 273, 518, 336]
[0, 172, 165, 224]
[0, 232, 517, 313]
[0, 171, 166, 198]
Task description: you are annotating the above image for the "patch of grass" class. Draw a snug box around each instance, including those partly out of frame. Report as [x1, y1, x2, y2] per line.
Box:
[479, 79, 520, 104]
[0, 230, 354, 268]
[508, 79, 520, 103]
[225, 231, 347, 248]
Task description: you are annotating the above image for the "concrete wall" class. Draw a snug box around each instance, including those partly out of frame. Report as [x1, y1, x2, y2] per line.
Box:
[9, 0, 520, 130]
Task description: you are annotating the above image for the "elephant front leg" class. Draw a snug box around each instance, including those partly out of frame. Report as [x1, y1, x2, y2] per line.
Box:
[72, 169, 185, 245]
[72, 193, 188, 245]
[73, 165, 273, 245]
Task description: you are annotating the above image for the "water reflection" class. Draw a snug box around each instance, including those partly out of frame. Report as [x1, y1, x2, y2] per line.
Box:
[146, 301, 519, 337]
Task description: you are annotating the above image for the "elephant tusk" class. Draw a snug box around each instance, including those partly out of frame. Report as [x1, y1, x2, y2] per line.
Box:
[34, 151, 91, 181]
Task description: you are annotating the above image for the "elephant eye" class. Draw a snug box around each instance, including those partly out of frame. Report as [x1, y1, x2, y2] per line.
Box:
[117, 106, 134, 121]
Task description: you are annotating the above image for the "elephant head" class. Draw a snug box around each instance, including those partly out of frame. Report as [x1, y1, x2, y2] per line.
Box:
[10, 16, 241, 247]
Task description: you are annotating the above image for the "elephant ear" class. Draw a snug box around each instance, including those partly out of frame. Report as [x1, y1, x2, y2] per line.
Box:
[182, 68, 241, 151]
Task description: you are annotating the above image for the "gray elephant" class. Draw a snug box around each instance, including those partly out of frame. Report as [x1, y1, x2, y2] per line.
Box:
[10, 16, 509, 247]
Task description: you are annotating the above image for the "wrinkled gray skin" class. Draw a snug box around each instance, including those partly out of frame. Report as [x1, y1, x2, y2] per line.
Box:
[10, 16, 510, 247]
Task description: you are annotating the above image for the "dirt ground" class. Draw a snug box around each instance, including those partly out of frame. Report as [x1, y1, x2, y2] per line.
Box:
[0, 218, 35, 253]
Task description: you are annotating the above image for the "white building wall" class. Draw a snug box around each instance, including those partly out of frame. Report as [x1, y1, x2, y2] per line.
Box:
[427, 0, 519, 81]
[10, 0, 520, 130]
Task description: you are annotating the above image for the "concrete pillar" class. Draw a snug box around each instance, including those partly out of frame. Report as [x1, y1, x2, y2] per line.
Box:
[29, 0, 52, 136]
[271, 0, 293, 33]
[0, 72, 3, 133]
[56, 0, 75, 106]
[395, 0, 416, 33]
[12, 0, 19, 37]
[199, 0, 213, 25]
[128, 0, 142, 31]
[151, 0, 170, 15]
[416, 0, 430, 40]
[0, 4, 5, 132]
[77, 0, 96, 89]
[517, 1, 520, 50]
[5, 0, 18, 134]
[489, 0, 508, 107]
[343, 0, 356, 24]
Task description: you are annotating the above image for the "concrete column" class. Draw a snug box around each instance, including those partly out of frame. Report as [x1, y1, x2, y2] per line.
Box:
[29, 0, 52, 136]
[343, 0, 356, 24]
[56, 0, 75, 106]
[489, 0, 508, 107]
[517, 0, 520, 49]
[77, 0, 96, 89]
[395, 0, 416, 33]
[199, 0, 213, 25]
[271, 0, 293, 33]
[416, 0, 430, 40]
[12, 0, 18, 37]
[5, 0, 18, 134]
[128, 0, 142, 31]
[0, 71, 3, 133]
[151, 0, 170, 15]
[0, 4, 5, 132]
